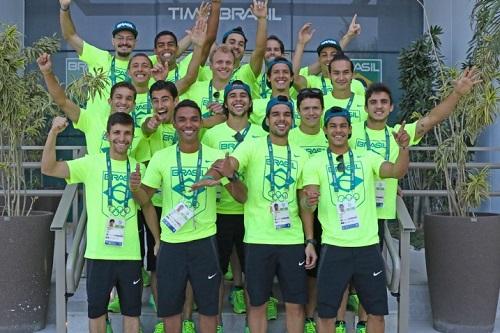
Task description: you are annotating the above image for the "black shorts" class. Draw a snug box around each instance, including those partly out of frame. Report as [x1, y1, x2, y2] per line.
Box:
[156, 236, 221, 317]
[306, 211, 322, 278]
[86, 259, 142, 318]
[137, 207, 161, 271]
[316, 244, 388, 318]
[245, 244, 307, 306]
[216, 214, 245, 275]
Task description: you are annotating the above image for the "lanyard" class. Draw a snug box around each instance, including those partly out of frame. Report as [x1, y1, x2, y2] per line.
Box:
[173, 66, 179, 82]
[344, 94, 354, 113]
[321, 75, 329, 95]
[176, 144, 203, 207]
[327, 148, 355, 192]
[364, 121, 390, 160]
[233, 124, 251, 150]
[260, 74, 268, 98]
[110, 57, 130, 85]
[267, 136, 292, 193]
[208, 81, 221, 104]
[106, 151, 131, 210]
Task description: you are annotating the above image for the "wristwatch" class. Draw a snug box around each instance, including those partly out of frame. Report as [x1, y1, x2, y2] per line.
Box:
[305, 239, 317, 246]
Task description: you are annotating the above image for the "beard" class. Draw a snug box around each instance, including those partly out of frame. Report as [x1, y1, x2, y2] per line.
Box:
[117, 51, 132, 58]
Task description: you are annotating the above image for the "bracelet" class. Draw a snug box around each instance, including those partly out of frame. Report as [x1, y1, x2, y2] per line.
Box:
[305, 239, 317, 246]
[60, 6, 70, 11]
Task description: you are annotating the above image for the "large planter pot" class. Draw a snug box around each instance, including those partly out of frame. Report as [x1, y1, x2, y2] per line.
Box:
[0, 211, 55, 333]
[424, 213, 500, 333]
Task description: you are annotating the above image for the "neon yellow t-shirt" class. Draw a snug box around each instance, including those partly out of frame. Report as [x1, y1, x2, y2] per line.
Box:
[66, 153, 144, 260]
[323, 93, 367, 125]
[142, 144, 224, 243]
[131, 92, 153, 130]
[197, 63, 257, 87]
[202, 122, 267, 214]
[182, 80, 224, 120]
[231, 136, 308, 245]
[250, 97, 300, 128]
[73, 109, 144, 160]
[306, 75, 366, 96]
[302, 150, 384, 247]
[288, 127, 329, 156]
[349, 121, 421, 219]
[80, 42, 129, 85]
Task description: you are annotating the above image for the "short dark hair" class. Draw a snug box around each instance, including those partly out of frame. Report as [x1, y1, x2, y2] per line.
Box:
[154, 30, 178, 48]
[267, 35, 285, 54]
[365, 83, 393, 106]
[106, 112, 134, 134]
[328, 52, 354, 74]
[149, 80, 179, 100]
[297, 88, 324, 110]
[110, 81, 137, 101]
[173, 99, 202, 121]
[127, 52, 153, 70]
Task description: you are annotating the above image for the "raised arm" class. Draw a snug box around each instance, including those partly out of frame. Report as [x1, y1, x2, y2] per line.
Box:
[175, 1, 211, 57]
[292, 23, 315, 90]
[176, 19, 208, 95]
[59, 0, 84, 55]
[200, 0, 222, 64]
[379, 123, 410, 179]
[248, 0, 268, 76]
[37, 53, 81, 123]
[41, 117, 71, 179]
[414, 67, 481, 140]
[339, 14, 361, 50]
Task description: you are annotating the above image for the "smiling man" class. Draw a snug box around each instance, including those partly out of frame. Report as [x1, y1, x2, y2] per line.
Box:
[41, 113, 159, 333]
[300, 107, 410, 333]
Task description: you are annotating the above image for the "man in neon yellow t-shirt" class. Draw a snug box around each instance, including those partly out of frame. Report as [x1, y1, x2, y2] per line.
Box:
[132, 100, 246, 333]
[202, 81, 266, 327]
[301, 107, 410, 333]
[41, 112, 160, 333]
[194, 96, 317, 333]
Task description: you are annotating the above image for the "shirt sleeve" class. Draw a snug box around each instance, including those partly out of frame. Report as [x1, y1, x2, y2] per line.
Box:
[142, 153, 163, 190]
[79, 42, 110, 70]
[394, 121, 422, 146]
[301, 157, 320, 186]
[368, 151, 385, 178]
[66, 155, 91, 184]
[231, 140, 252, 174]
[73, 107, 90, 132]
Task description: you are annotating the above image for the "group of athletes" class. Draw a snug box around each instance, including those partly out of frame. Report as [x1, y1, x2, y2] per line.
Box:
[39, 0, 481, 333]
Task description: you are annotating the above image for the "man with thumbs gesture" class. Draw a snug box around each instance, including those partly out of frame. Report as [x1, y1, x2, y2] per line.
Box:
[42, 112, 159, 333]
[300, 106, 409, 333]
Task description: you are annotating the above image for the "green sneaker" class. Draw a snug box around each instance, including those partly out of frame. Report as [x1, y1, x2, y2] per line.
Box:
[106, 318, 113, 333]
[149, 293, 157, 312]
[142, 267, 151, 287]
[107, 296, 121, 313]
[266, 296, 278, 320]
[153, 321, 165, 333]
[224, 264, 233, 281]
[356, 321, 367, 333]
[335, 321, 346, 333]
[244, 319, 250, 333]
[347, 293, 359, 313]
[216, 325, 224, 333]
[231, 288, 246, 314]
[182, 319, 196, 333]
[304, 318, 316, 333]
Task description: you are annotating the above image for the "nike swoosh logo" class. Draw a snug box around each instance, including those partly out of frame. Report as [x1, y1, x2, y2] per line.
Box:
[133, 279, 141, 285]
[208, 273, 217, 279]
[373, 270, 383, 277]
[298, 260, 305, 266]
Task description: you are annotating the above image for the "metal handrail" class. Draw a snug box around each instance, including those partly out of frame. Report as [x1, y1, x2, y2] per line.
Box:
[384, 221, 401, 293]
[66, 198, 87, 295]
[395, 196, 417, 333]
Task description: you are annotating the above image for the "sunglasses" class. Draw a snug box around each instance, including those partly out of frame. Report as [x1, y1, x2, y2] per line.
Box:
[336, 154, 345, 173]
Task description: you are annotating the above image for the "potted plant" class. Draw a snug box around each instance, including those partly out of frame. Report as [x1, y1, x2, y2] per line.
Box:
[0, 24, 106, 332]
[399, 2, 500, 332]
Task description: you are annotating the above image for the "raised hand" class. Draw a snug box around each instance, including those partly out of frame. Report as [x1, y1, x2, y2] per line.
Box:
[207, 102, 225, 115]
[453, 66, 482, 97]
[129, 163, 141, 192]
[50, 116, 68, 134]
[250, 0, 268, 19]
[37, 53, 53, 74]
[298, 23, 315, 45]
[191, 176, 221, 191]
[151, 62, 168, 81]
[347, 14, 361, 37]
[212, 153, 235, 178]
[196, 1, 210, 21]
[188, 17, 208, 48]
[393, 121, 410, 148]
[59, 0, 71, 10]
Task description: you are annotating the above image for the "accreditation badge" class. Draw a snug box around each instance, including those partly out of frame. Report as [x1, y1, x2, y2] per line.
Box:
[337, 199, 360, 230]
[162, 201, 194, 233]
[375, 180, 385, 208]
[104, 217, 125, 246]
[271, 201, 291, 229]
